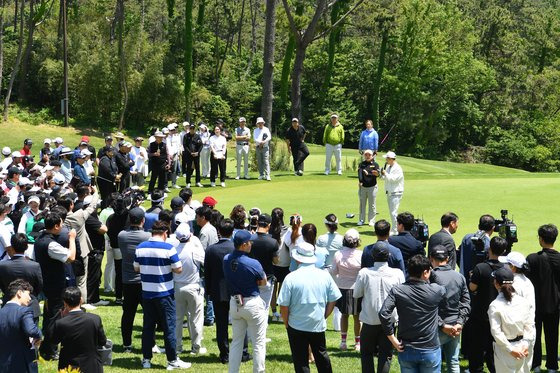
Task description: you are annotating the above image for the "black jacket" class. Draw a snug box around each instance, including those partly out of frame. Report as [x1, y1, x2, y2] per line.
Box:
[358, 160, 380, 188]
[0, 256, 43, 319]
[388, 231, 425, 265]
[98, 155, 118, 182]
[204, 238, 234, 302]
[183, 132, 203, 155]
[428, 229, 457, 269]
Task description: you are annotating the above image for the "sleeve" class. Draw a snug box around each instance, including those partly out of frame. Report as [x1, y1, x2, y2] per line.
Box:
[379, 288, 397, 335]
[330, 251, 340, 276]
[168, 247, 182, 269]
[133, 250, 140, 271]
[263, 128, 271, 144]
[0, 227, 13, 247]
[254, 261, 265, 280]
[470, 264, 482, 286]
[358, 163, 365, 183]
[373, 131, 378, 150]
[522, 302, 536, 344]
[361, 248, 372, 269]
[322, 125, 328, 144]
[488, 302, 514, 352]
[17, 214, 28, 234]
[353, 271, 365, 298]
[341, 126, 345, 144]
[48, 241, 70, 263]
[96, 316, 107, 347]
[358, 131, 364, 150]
[82, 191, 99, 220]
[457, 276, 471, 325]
[276, 277, 291, 306]
[384, 164, 403, 182]
[327, 275, 342, 302]
[21, 307, 42, 339]
[203, 252, 213, 293]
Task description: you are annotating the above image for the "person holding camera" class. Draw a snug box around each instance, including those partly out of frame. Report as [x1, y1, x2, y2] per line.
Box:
[223, 230, 268, 373]
[379, 151, 403, 235]
[357, 149, 380, 227]
[458, 214, 495, 284]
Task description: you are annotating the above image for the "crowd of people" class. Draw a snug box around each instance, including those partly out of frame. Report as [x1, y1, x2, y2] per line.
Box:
[0, 128, 558, 373]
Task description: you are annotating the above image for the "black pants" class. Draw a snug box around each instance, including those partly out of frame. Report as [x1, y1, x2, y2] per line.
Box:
[291, 144, 309, 172]
[40, 296, 64, 358]
[185, 153, 201, 184]
[213, 300, 249, 361]
[467, 317, 495, 373]
[360, 323, 392, 373]
[86, 250, 104, 304]
[533, 310, 560, 370]
[121, 283, 143, 346]
[210, 157, 226, 183]
[148, 162, 167, 192]
[118, 172, 131, 192]
[114, 259, 123, 300]
[287, 326, 332, 373]
[97, 179, 115, 208]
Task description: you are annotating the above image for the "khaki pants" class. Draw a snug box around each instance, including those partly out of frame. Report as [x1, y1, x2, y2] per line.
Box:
[175, 283, 205, 353]
[236, 144, 250, 178]
[359, 185, 378, 223]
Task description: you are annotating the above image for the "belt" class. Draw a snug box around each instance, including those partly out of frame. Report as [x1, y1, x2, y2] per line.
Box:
[508, 335, 523, 342]
[231, 295, 257, 300]
[237, 142, 249, 146]
[386, 191, 403, 196]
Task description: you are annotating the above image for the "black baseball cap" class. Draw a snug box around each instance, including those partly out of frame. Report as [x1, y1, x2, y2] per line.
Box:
[129, 207, 145, 221]
[258, 213, 272, 225]
[171, 197, 185, 209]
[429, 245, 449, 260]
[492, 266, 514, 284]
[8, 167, 22, 178]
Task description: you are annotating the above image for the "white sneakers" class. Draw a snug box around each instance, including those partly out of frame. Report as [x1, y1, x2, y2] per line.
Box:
[167, 359, 191, 370]
[368, 219, 376, 227]
[152, 345, 164, 354]
[235, 176, 240, 180]
[142, 359, 151, 369]
[190, 347, 207, 355]
[92, 300, 110, 307]
[196, 182, 203, 188]
[82, 304, 97, 310]
[186, 183, 191, 188]
[357, 220, 364, 226]
[210, 182, 216, 187]
[221, 182, 226, 187]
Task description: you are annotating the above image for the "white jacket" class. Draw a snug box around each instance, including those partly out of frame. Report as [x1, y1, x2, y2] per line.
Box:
[382, 161, 404, 194]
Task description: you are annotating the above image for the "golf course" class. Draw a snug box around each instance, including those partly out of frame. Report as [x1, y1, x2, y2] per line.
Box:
[5, 121, 559, 372]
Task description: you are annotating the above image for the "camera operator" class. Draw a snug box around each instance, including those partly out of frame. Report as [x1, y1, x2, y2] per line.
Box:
[427, 212, 459, 270]
[458, 214, 494, 284]
[388, 212, 425, 274]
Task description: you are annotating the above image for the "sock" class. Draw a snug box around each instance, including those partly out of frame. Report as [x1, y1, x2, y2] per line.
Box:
[341, 333, 347, 343]
[355, 336, 361, 344]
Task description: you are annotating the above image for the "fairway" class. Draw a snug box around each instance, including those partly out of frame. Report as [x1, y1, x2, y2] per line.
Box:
[6, 122, 559, 372]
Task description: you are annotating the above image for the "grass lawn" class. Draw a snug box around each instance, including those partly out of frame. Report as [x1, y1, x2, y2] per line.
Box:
[4, 120, 558, 372]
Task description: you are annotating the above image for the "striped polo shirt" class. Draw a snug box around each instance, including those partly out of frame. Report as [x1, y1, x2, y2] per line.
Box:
[134, 237, 182, 299]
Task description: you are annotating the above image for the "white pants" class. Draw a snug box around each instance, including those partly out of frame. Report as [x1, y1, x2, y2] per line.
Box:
[325, 143, 342, 173]
[493, 340, 532, 373]
[200, 147, 211, 177]
[103, 237, 114, 291]
[332, 306, 342, 331]
[258, 278, 274, 310]
[256, 146, 270, 178]
[229, 296, 267, 373]
[359, 185, 378, 222]
[175, 283, 205, 353]
[236, 144, 249, 178]
[387, 193, 403, 235]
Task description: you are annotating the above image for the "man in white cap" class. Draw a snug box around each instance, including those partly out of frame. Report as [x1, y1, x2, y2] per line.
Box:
[51, 137, 64, 160]
[253, 117, 271, 181]
[278, 241, 341, 372]
[323, 113, 345, 175]
[0, 147, 12, 170]
[17, 195, 42, 235]
[167, 123, 182, 189]
[148, 131, 170, 193]
[235, 117, 251, 180]
[40, 139, 51, 159]
[380, 151, 404, 235]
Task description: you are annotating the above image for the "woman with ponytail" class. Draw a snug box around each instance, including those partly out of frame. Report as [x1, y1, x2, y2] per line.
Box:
[488, 266, 535, 372]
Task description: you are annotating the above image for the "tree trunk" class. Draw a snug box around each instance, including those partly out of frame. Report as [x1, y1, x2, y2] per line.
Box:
[320, 0, 348, 102]
[261, 0, 276, 129]
[184, 0, 193, 120]
[0, 0, 4, 94]
[196, 0, 205, 29]
[290, 43, 306, 121]
[3, 0, 25, 121]
[371, 25, 388, 128]
[18, 0, 35, 101]
[244, 0, 257, 77]
[116, 0, 127, 130]
[166, 0, 174, 18]
[237, 0, 245, 55]
[279, 35, 295, 108]
[13, 0, 17, 32]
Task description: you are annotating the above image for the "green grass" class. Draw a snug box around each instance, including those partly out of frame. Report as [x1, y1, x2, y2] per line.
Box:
[4, 120, 557, 372]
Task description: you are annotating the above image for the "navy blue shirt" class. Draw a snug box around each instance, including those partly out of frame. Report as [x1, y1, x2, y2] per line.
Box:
[388, 232, 425, 264]
[362, 241, 406, 274]
[223, 250, 265, 297]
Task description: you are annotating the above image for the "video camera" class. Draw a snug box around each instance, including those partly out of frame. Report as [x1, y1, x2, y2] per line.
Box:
[411, 218, 429, 246]
[494, 209, 518, 252]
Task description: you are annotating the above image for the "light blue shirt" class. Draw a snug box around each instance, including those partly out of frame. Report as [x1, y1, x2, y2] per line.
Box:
[278, 263, 341, 332]
[317, 232, 343, 267]
[289, 245, 331, 271]
[359, 129, 379, 151]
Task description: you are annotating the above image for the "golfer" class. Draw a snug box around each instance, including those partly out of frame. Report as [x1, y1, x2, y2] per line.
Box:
[357, 149, 380, 227]
[380, 151, 404, 235]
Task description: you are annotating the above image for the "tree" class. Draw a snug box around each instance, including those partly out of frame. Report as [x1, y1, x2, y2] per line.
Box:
[261, 0, 276, 128]
[3, 0, 26, 121]
[184, 0, 193, 119]
[115, 0, 128, 129]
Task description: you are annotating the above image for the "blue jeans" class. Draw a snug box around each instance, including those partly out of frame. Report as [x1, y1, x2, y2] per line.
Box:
[398, 346, 441, 373]
[142, 295, 177, 362]
[439, 331, 460, 373]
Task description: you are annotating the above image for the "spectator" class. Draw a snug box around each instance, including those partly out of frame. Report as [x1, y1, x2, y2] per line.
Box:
[428, 212, 459, 269]
[388, 212, 425, 272]
[358, 119, 379, 154]
[362, 219, 406, 273]
[458, 214, 495, 284]
[253, 117, 272, 181]
[270, 207, 289, 323]
[323, 113, 344, 175]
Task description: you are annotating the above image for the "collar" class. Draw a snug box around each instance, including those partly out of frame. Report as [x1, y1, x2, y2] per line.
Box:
[442, 228, 452, 236]
[7, 300, 20, 306]
[373, 262, 389, 269]
[407, 278, 429, 285]
[69, 308, 83, 313]
[149, 236, 166, 242]
[433, 264, 451, 271]
[12, 254, 25, 258]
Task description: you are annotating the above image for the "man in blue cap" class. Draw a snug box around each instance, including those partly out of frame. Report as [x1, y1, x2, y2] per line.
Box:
[223, 230, 268, 373]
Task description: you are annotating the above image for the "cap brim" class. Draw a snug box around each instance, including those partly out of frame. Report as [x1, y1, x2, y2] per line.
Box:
[291, 249, 317, 264]
[497, 256, 509, 264]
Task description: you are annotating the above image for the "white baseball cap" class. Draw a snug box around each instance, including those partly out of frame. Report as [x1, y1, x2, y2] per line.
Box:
[53, 173, 66, 185]
[28, 195, 41, 205]
[383, 151, 397, 159]
[1, 147, 11, 156]
[175, 223, 192, 241]
[54, 137, 63, 144]
[239, 117, 246, 123]
[81, 149, 93, 156]
[256, 117, 265, 124]
[44, 138, 52, 144]
[183, 121, 190, 127]
[12, 151, 22, 158]
[498, 251, 527, 269]
[162, 128, 170, 134]
[168, 123, 178, 130]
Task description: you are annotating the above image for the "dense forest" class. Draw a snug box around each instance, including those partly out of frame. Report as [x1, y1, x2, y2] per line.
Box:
[0, 0, 559, 171]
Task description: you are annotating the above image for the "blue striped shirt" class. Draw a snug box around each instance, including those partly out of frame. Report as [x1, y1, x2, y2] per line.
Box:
[134, 238, 182, 299]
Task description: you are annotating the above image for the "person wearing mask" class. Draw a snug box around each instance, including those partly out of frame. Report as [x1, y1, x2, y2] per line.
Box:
[223, 230, 268, 373]
[467, 236, 508, 373]
[34, 212, 77, 361]
[358, 119, 378, 154]
[354, 244, 404, 373]
[209, 126, 227, 187]
[204, 219, 251, 364]
[168, 223, 207, 355]
[198, 123, 211, 179]
[388, 212, 425, 272]
[526, 224, 560, 373]
[48, 287, 107, 373]
[117, 207, 152, 352]
[130, 137, 148, 187]
[235, 117, 251, 180]
[278, 242, 341, 373]
[285, 118, 309, 176]
[429, 245, 471, 373]
[183, 123, 203, 188]
[330, 229, 363, 351]
[428, 212, 459, 270]
[357, 149, 380, 226]
[362, 220, 405, 273]
[379, 255, 446, 372]
[253, 117, 272, 181]
[134, 220, 190, 370]
[488, 266, 535, 373]
[379, 151, 404, 235]
[148, 131, 170, 193]
[323, 114, 345, 175]
[0, 279, 42, 373]
[458, 214, 495, 284]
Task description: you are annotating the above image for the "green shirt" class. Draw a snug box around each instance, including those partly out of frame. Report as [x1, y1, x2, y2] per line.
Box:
[323, 123, 345, 145]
